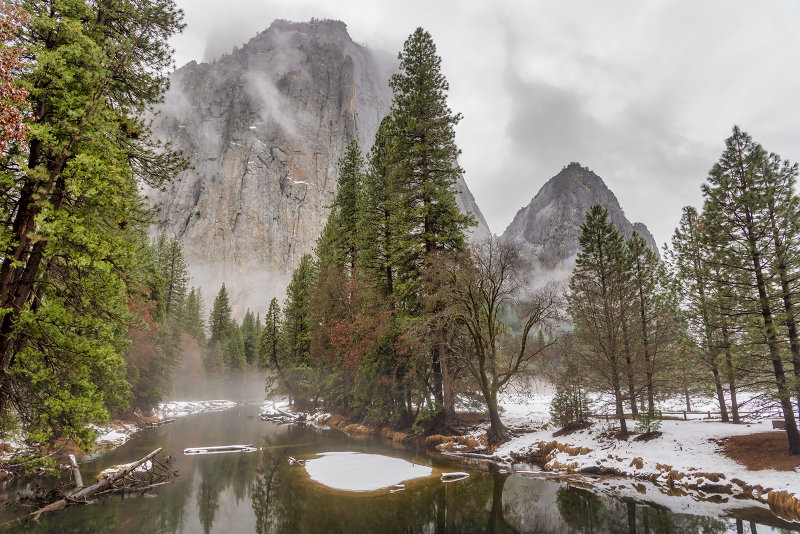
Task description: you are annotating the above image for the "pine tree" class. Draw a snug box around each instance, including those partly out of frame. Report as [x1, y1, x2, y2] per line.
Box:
[260, 298, 282, 368]
[283, 255, 317, 368]
[241, 309, 260, 366]
[282, 254, 317, 407]
[386, 28, 474, 309]
[228, 325, 247, 370]
[384, 28, 475, 422]
[207, 284, 234, 370]
[156, 234, 190, 323]
[182, 287, 207, 346]
[702, 126, 800, 454]
[0, 0, 186, 445]
[316, 138, 364, 273]
[627, 232, 661, 417]
[568, 205, 633, 439]
[760, 150, 800, 421]
[357, 116, 398, 299]
[669, 206, 730, 421]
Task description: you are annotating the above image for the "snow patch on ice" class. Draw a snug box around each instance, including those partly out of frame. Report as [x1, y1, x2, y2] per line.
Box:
[304, 452, 432, 492]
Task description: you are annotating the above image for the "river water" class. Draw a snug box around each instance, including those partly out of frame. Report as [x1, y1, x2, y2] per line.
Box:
[0, 402, 796, 533]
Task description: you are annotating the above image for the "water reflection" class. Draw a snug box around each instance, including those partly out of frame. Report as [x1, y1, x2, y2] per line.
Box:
[1, 406, 796, 533]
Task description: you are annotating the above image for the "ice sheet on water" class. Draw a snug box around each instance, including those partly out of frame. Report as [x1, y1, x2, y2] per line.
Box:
[304, 452, 432, 492]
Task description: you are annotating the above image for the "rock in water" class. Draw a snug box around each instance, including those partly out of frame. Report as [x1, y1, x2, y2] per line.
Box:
[148, 19, 490, 314]
[500, 162, 659, 275]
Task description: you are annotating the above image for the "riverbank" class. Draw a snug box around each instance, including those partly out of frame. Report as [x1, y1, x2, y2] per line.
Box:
[0, 399, 240, 478]
[264, 393, 800, 524]
[491, 393, 800, 523]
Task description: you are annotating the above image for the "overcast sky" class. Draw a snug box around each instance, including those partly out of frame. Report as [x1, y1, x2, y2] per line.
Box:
[170, 0, 800, 248]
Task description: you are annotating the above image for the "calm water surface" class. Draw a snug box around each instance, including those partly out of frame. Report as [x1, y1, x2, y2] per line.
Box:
[1, 403, 797, 533]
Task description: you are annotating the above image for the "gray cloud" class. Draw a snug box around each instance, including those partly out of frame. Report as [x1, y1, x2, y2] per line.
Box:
[171, 0, 800, 247]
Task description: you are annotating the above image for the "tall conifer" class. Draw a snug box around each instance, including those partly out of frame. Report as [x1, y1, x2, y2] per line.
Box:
[702, 127, 800, 454]
[385, 27, 474, 309]
[568, 205, 632, 439]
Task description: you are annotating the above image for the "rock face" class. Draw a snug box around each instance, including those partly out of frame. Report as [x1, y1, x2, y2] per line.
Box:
[149, 19, 490, 314]
[500, 162, 659, 274]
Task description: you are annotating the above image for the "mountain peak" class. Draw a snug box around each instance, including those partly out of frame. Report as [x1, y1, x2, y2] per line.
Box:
[501, 164, 658, 272]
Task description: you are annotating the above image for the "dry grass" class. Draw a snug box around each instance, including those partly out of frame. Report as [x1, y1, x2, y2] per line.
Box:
[719, 431, 800, 471]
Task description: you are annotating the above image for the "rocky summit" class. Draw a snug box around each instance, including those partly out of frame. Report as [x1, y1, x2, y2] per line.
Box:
[500, 162, 659, 274]
[149, 19, 490, 314]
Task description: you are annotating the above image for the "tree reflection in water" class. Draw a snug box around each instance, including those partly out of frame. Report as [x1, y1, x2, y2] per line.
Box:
[556, 485, 729, 534]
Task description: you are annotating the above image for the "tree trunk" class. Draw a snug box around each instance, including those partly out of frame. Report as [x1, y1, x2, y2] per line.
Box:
[723, 327, 739, 423]
[769, 195, 800, 423]
[636, 260, 655, 415]
[431, 348, 444, 409]
[485, 387, 508, 445]
[486, 469, 507, 533]
[438, 328, 455, 421]
[711, 359, 729, 422]
[31, 448, 162, 521]
[627, 501, 637, 534]
[612, 370, 628, 439]
[622, 328, 638, 418]
[749, 240, 800, 454]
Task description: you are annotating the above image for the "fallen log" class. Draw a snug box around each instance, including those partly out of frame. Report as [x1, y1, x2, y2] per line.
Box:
[183, 444, 256, 455]
[30, 448, 162, 522]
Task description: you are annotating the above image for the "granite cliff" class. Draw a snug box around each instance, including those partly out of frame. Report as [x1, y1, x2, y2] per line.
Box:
[500, 162, 659, 274]
[149, 19, 490, 314]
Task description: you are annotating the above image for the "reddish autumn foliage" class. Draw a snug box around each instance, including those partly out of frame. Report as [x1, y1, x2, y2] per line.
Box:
[311, 270, 393, 380]
[0, 0, 29, 153]
[125, 297, 166, 411]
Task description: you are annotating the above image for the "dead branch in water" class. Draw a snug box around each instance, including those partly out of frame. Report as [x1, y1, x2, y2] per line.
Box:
[3, 448, 175, 526]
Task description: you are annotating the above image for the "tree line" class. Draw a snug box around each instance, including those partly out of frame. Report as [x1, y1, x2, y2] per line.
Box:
[0, 0, 195, 454]
[202, 282, 263, 371]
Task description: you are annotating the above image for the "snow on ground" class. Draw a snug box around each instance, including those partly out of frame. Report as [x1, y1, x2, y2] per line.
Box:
[488, 388, 800, 516]
[304, 452, 432, 491]
[156, 399, 238, 417]
[92, 423, 139, 448]
[261, 399, 290, 413]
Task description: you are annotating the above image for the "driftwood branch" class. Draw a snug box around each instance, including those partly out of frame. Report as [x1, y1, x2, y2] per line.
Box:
[30, 447, 162, 522]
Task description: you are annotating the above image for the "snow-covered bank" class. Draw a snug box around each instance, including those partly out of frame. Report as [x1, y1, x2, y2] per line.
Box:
[258, 392, 800, 521]
[91, 422, 141, 449]
[0, 399, 242, 469]
[485, 391, 800, 522]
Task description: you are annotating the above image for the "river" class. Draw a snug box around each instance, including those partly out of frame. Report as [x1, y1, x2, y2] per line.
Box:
[0, 402, 796, 533]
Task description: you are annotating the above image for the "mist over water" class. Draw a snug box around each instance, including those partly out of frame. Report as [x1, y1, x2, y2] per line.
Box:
[168, 338, 271, 402]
